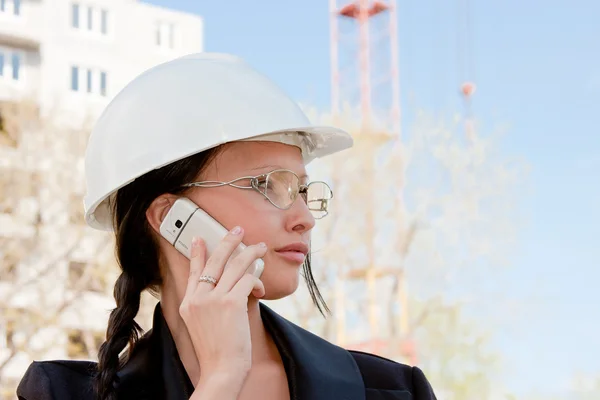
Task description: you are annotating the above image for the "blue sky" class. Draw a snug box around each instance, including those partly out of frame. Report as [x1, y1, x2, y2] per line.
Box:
[147, 1, 599, 397]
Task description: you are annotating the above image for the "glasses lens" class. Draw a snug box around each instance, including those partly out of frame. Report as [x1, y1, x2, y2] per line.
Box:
[306, 181, 332, 219]
[265, 170, 299, 209]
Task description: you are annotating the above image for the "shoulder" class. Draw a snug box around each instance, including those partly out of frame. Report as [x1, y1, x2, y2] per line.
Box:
[349, 350, 437, 399]
[16, 360, 97, 400]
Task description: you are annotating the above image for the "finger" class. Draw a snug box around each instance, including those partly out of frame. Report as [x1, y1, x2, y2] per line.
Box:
[214, 243, 267, 294]
[229, 273, 266, 300]
[195, 226, 244, 293]
[184, 237, 207, 299]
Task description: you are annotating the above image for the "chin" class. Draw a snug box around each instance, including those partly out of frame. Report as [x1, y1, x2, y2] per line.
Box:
[260, 266, 301, 300]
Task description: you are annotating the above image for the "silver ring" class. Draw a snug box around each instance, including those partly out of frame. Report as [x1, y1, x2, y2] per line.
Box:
[198, 275, 218, 285]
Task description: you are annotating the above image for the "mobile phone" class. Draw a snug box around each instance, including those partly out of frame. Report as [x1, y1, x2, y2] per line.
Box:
[159, 197, 264, 278]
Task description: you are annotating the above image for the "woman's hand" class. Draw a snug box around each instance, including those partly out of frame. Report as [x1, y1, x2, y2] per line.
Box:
[179, 226, 266, 397]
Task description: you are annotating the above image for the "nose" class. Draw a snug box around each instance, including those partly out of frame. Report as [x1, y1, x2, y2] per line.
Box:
[286, 195, 316, 234]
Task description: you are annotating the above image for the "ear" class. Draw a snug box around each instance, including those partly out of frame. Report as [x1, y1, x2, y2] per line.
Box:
[146, 194, 179, 235]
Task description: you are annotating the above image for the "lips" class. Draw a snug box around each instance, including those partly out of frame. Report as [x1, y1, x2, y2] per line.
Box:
[275, 242, 309, 264]
[275, 242, 309, 255]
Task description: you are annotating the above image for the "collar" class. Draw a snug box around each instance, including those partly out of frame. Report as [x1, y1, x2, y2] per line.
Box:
[259, 302, 365, 400]
[117, 302, 365, 400]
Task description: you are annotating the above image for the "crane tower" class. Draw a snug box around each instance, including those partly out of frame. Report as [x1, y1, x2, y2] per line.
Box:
[329, 0, 401, 135]
[328, 0, 416, 364]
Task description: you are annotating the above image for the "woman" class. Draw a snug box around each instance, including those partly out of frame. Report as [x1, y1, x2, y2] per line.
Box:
[16, 53, 437, 400]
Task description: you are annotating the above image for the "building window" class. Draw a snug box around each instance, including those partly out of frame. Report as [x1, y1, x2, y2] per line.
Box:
[71, 66, 108, 97]
[86, 69, 92, 92]
[168, 24, 175, 48]
[71, 4, 108, 36]
[71, 66, 79, 91]
[0, 0, 20, 16]
[100, 71, 107, 96]
[11, 52, 19, 80]
[0, 50, 21, 81]
[155, 22, 175, 49]
[71, 3, 79, 28]
[88, 7, 94, 31]
[100, 9, 108, 34]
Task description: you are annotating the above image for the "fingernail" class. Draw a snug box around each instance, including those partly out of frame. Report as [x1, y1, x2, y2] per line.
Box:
[231, 226, 242, 235]
[258, 242, 267, 248]
[192, 237, 201, 247]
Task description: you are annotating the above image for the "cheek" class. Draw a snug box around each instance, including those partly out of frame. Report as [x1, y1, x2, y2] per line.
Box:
[238, 212, 281, 247]
[192, 191, 282, 246]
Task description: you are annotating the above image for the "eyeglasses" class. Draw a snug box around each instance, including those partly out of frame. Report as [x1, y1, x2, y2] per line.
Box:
[182, 169, 333, 219]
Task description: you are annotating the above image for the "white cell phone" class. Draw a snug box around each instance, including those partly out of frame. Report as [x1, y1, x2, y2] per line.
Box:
[159, 197, 264, 278]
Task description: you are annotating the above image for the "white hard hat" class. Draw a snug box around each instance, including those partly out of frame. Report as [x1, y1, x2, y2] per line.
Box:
[83, 52, 353, 231]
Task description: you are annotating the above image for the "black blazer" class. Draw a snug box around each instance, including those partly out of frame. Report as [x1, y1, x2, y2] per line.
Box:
[17, 303, 437, 400]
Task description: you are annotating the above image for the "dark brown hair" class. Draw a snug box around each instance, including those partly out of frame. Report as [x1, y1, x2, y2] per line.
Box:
[94, 148, 328, 400]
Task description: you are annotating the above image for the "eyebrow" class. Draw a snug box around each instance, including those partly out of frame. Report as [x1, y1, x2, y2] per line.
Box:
[250, 165, 309, 179]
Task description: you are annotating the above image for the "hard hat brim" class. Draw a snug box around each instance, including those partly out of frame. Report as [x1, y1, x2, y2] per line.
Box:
[83, 126, 353, 231]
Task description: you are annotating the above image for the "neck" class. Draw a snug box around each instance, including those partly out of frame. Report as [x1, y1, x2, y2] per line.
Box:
[161, 294, 275, 386]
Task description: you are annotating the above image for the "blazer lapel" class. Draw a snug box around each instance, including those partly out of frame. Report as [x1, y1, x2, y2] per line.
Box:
[117, 304, 194, 400]
[154, 305, 195, 399]
[119, 303, 367, 400]
[260, 303, 366, 400]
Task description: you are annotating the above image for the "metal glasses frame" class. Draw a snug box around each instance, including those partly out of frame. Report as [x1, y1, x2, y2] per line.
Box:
[182, 169, 333, 219]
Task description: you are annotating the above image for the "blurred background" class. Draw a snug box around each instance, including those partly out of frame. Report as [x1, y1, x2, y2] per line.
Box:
[0, 1, 598, 399]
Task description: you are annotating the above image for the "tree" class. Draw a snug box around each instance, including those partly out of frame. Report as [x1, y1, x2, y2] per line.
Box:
[0, 98, 530, 398]
[268, 106, 528, 399]
[568, 373, 600, 400]
[0, 100, 132, 397]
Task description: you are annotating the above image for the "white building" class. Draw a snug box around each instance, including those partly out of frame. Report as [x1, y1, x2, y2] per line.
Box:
[0, 0, 203, 118]
[0, 1, 203, 397]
